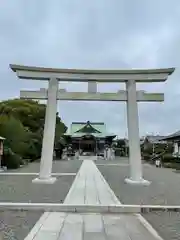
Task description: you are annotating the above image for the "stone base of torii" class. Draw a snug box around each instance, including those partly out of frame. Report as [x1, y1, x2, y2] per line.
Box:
[10, 64, 175, 185]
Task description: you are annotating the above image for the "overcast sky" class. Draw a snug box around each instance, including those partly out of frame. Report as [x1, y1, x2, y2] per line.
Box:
[0, 0, 180, 137]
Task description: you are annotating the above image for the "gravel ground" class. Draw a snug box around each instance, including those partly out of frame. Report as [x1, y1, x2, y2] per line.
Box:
[0, 210, 43, 240]
[96, 157, 130, 165]
[0, 175, 75, 203]
[142, 212, 180, 240]
[10, 160, 82, 173]
[97, 163, 180, 205]
[0, 160, 82, 203]
[98, 161, 180, 239]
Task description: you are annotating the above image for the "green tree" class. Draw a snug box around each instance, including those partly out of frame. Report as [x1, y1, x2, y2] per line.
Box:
[116, 139, 126, 148]
[0, 99, 67, 163]
[0, 115, 29, 155]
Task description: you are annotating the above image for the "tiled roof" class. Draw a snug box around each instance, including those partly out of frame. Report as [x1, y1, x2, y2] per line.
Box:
[161, 131, 180, 140]
[70, 121, 106, 134]
[145, 135, 166, 143]
[66, 132, 114, 138]
[65, 121, 116, 138]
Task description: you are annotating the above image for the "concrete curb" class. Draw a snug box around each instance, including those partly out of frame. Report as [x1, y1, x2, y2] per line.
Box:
[136, 214, 164, 240]
[0, 172, 76, 176]
[140, 205, 180, 213]
[1, 203, 180, 213]
[0, 203, 140, 213]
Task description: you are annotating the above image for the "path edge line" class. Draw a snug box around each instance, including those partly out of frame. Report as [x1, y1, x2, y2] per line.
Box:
[136, 214, 164, 240]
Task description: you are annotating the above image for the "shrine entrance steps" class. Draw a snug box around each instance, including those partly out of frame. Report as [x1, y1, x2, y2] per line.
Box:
[78, 155, 98, 161]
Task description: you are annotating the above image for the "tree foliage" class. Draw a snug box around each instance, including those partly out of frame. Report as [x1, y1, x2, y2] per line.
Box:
[116, 139, 126, 148]
[142, 142, 173, 155]
[0, 99, 67, 166]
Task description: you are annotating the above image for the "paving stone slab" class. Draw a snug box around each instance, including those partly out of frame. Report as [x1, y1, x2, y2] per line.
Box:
[64, 160, 120, 205]
[25, 212, 159, 240]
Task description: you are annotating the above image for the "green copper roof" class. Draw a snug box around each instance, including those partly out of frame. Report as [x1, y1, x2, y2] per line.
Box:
[76, 122, 101, 134]
[65, 121, 116, 138]
[67, 121, 105, 134]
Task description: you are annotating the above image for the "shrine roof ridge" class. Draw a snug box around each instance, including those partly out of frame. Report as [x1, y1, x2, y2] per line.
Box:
[71, 121, 104, 125]
[10, 64, 175, 75]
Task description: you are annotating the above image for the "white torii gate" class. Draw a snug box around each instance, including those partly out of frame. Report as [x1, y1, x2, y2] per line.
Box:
[10, 64, 174, 185]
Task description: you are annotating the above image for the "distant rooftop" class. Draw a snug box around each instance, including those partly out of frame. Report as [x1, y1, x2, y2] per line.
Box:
[71, 122, 104, 125]
[145, 135, 166, 142]
[161, 131, 180, 141]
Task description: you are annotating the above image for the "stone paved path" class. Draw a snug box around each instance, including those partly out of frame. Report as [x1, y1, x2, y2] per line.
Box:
[64, 160, 120, 205]
[24, 160, 161, 240]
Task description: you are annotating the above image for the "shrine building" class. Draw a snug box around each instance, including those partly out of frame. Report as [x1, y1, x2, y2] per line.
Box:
[64, 121, 116, 154]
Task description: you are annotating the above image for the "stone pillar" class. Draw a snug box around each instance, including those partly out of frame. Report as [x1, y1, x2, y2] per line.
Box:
[0, 140, 4, 172]
[104, 149, 106, 160]
[107, 148, 111, 160]
[173, 142, 179, 156]
[111, 148, 115, 160]
[33, 78, 58, 184]
[104, 148, 108, 160]
[0, 156, 3, 172]
[125, 80, 150, 185]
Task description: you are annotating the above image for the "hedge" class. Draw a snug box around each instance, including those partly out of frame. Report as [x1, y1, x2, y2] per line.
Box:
[163, 162, 180, 170]
[2, 147, 22, 169]
[161, 153, 174, 163]
[142, 152, 180, 163]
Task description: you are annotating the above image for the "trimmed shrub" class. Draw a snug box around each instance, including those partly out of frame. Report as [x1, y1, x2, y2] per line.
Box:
[161, 153, 180, 163]
[163, 162, 180, 170]
[142, 153, 151, 161]
[163, 162, 171, 168]
[115, 148, 126, 157]
[3, 147, 21, 169]
[7, 154, 21, 169]
[161, 153, 174, 163]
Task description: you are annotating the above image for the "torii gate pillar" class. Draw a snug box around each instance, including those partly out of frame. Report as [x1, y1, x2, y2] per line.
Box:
[33, 78, 58, 184]
[125, 80, 150, 185]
